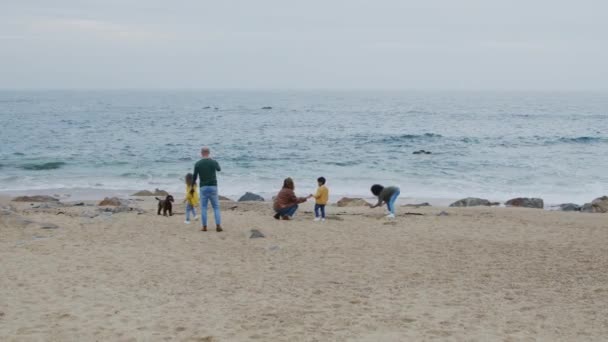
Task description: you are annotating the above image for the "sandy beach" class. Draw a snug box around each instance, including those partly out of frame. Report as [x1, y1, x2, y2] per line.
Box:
[1, 196, 607, 341]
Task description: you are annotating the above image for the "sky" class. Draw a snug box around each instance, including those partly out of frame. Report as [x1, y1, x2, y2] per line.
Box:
[1, 0, 607, 90]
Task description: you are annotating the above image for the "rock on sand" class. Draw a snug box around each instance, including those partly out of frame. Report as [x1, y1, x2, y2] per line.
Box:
[505, 197, 544, 209]
[337, 197, 369, 207]
[449, 198, 492, 207]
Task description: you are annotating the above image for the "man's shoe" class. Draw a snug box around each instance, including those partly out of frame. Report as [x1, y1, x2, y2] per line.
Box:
[273, 213, 281, 220]
[216, 225, 223, 232]
[313, 217, 321, 222]
[201, 226, 207, 232]
[386, 213, 395, 219]
[281, 216, 291, 220]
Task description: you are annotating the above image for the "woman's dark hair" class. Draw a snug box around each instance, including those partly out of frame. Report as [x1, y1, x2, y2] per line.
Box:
[371, 184, 384, 196]
[185, 173, 195, 186]
[283, 177, 294, 190]
[317, 177, 326, 185]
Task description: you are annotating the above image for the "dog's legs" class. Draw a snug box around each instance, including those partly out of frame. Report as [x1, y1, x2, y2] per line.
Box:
[157, 204, 161, 215]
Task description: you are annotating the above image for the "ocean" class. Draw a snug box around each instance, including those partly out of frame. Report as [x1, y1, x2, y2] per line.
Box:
[1, 90, 607, 205]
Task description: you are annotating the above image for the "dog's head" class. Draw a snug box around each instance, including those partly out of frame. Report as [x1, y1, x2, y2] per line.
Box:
[166, 195, 174, 203]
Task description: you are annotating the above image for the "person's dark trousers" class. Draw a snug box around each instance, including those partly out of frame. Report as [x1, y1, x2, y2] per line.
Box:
[314, 204, 326, 218]
[275, 204, 299, 217]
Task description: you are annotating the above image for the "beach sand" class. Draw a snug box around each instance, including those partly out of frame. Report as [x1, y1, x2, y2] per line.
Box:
[1, 196, 607, 341]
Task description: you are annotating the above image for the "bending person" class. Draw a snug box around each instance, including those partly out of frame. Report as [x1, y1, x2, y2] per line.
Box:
[273, 177, 308, 220]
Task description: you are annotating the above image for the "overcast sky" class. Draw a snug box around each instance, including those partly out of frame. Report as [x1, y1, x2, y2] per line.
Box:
[1, 0, 607, 90]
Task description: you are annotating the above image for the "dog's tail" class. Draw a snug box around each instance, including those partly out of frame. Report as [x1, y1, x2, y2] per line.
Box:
[155, 197, 161, 201]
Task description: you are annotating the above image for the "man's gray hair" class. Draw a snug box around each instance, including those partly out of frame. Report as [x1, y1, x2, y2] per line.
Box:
[201, 146, 210, 154]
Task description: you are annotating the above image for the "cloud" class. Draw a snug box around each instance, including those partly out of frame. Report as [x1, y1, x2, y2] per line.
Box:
[30, 18, 172, 41]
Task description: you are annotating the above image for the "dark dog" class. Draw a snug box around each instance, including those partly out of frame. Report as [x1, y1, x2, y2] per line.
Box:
[156, 195, 174, 216]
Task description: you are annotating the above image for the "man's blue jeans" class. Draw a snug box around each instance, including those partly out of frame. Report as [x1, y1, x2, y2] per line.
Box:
[275, 204, 299, 217]
[200, 186, 221, 226]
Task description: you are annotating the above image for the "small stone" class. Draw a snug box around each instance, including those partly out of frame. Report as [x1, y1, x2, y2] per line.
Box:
[261, 106, 273, 110]
[73, 202, 85, 206]
[39, 223, 59, 229]
[437, 211, 449, 216]
[250, 229, 265, 239]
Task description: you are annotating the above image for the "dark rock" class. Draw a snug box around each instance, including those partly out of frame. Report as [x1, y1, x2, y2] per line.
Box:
[39, 223, 59, 229]
[505, 197, 544, 209]
[581, 196, 608, 213]
[413, 150, 432, 155]
[153, 189, 169, 196]
[219, 196, 233, 201]
[403, 202, 431, 207]
[437, 211, 449, 216]
[73, 202, 85, 206]
[203, 106, 211, 109]
[337, 197, 369, 207]
[12, 195, 60, 203]
[98, 197, 128, 206]
[250, 229, 265, 238]
[558, 203, 581, 212]
[238, 192, 264, 202]
[261, 106, 273, 110]
[449, 197, 491, 207]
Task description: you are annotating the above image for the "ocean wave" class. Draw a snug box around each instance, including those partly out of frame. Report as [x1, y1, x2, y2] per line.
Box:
[554, 136, 607, 144]
[120, 172, 151, 179]
[326, 161, 361, 167]
[377, 133, 443, 144]
[20, 161, 66, 170]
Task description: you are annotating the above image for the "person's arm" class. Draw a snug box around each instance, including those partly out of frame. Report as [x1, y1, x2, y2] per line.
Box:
[312, 188, 321, 200]
[215, 160, 221, 172]
[191, 166, 198, 194]
[369, 198, 383, 208]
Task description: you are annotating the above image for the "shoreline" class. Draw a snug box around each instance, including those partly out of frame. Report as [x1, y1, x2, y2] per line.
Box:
[0, 187, 600, 210]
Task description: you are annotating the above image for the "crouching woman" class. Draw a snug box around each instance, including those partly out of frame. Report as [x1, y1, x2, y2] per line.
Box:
[273, 177, 308, 220]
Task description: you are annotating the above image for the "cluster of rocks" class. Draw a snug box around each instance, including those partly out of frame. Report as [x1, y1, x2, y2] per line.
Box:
[448, 195, 608, 213]
[579, 196, 608, 213]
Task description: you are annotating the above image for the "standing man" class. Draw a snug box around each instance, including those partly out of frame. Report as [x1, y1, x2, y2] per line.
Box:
[192, 147, 222, 232]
